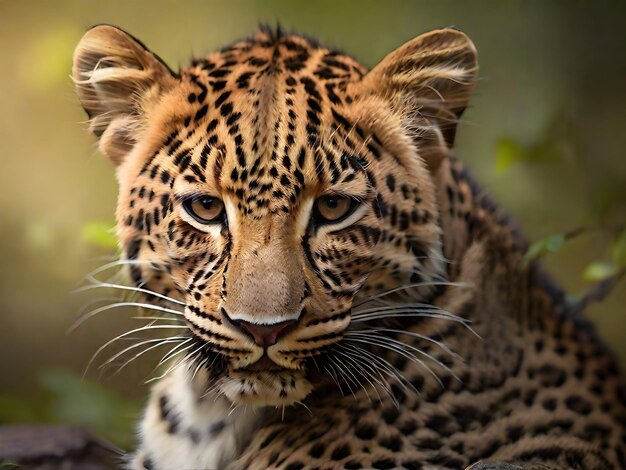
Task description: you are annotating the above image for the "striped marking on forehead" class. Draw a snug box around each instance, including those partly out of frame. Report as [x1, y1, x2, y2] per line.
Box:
[136, 29, 373, 220]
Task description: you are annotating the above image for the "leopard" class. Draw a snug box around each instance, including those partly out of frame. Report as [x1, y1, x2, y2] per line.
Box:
[72, 24, 626, 469]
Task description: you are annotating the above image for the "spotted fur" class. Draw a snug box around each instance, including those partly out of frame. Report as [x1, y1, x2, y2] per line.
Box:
[73, 25, 626, 469]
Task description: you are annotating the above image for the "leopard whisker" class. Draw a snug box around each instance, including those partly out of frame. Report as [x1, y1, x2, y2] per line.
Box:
[353, 281, 469, 307]
[352, 303, 469, 322]
[201, 383, 219, 400]
[361, 331, 460, 385]
[318, 345, 392, 401]
[147, 342, 206, 384]
[86, 324, 188, 377]
[331, 349, 372, 401]
[352, 311, 470, 326]
[353, 302, 450, 315]
[69, 301, 185, 333]
[182, 342, 207, 366]
[84, 258, 166, 279]
[327, 355, 358, 399]
[343, 345, 419, 400]
[83, 259, 157, 285]
[191, 356, 208, 382]
[322, 362, 345, 397]
[330, 346, 388, 405]
[333, 343, 393, 397]
[309, 354, 321, 373]
[74, 282, 185, 306]
[334, 344, 399, 406]
[294, 401, 313, 416]
[205, 348, 222, 373]
[202, 373, 225, 399]
[198, 367, 220, 399]
[109, 337, 187, 376]
[358, 327, 461, 360]
[157, 338, 194, 367]
[75, 296, 127, 318]
[352, 311, 479, 338]
[344, 334, 445, 388]
[352, 304, 471, 322]
[130, 315, 186, 323]
[368, 313, 464, 328]
[100, 336, 187, 371]
[228, 401, 240, 417]
[339, 342, 419, 398]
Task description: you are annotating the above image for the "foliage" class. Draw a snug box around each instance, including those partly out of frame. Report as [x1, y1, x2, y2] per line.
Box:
[0, 369, 139, 449]
[495, 111, 575, 175]
[502, 110, 625, 300]
[522, 234, 566, 269]
[81, 221, 118, 251]
[0, 462, 19, 469]
[522, 226, 626, 282]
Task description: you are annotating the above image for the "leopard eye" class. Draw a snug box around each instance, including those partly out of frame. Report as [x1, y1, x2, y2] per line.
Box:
[313, 195, 357, 225]
[183, 196, 225, 224]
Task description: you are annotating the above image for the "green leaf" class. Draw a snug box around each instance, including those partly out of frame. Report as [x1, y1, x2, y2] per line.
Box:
[611, 229, 626, 268]
[545, 235, 566, 252]
[584, 261, 617, 282]
[81, 222, 118, 250]
[521, 234, 566, 268]
[38, 370, 138, 448]
[495, 138, 524, 174]
[0, 461, 19, 469]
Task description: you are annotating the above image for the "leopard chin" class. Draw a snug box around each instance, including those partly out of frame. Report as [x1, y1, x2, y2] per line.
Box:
[220, 370, 313, 406]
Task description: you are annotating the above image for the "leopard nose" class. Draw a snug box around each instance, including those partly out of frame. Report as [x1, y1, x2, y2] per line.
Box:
[235, 319, 297, 347]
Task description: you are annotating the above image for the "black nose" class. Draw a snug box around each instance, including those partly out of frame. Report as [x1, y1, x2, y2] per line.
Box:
[233, 319, 297, 347]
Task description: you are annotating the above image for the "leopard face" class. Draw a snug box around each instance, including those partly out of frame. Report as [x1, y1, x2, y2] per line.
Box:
[73, 25, 477, 406]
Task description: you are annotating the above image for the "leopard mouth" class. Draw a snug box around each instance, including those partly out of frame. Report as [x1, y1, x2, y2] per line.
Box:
[238, 353, 283, 373]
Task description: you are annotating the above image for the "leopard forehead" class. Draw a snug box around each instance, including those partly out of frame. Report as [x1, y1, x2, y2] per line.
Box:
[126, 29, 374, 220]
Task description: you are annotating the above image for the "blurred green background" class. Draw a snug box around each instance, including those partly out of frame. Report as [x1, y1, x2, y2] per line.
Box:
[0, 0, 624, 447]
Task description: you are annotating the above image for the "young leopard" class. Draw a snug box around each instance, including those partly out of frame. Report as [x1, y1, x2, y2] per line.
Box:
[72, 25, 626, 469]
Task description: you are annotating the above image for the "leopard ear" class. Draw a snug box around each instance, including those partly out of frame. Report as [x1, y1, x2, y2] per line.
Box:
[359, 28, 477, 170]
[72, 25, 177, 165]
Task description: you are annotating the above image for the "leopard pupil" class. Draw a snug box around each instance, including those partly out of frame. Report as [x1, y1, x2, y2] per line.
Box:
[200, 197, 214, 210]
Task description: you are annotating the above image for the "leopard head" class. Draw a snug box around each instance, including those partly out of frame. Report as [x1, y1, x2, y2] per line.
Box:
[73, 25, 477, 406]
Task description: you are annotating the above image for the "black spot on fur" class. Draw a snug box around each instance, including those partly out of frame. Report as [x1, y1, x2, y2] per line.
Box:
[506, 425, 524, 442]
[355, 423, 377, 440]
[309, 443, 325, 458]
[385, 174, 396, 192]
[372, 459, 397, 469]
[565, 395, 593, 415]
[344, 462, 362, 470]
[159, 395, 180, 434]
[331, 443, 350, 460]
[380, 435, 402, 452]
[285, 463, 304, 470]
[416, 436, 441, 450]
[208, 420, 226, 435]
